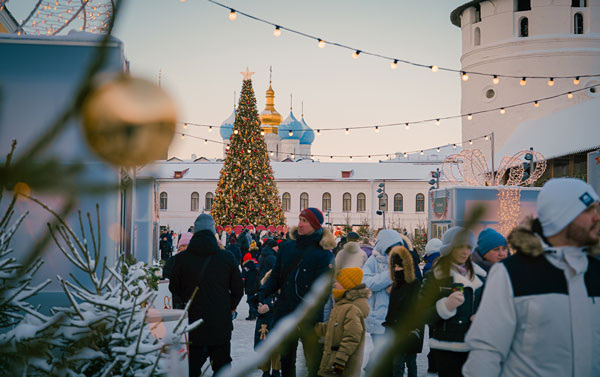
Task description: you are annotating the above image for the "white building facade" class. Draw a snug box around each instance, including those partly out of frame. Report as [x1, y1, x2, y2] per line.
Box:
[452, 0, 600, 163]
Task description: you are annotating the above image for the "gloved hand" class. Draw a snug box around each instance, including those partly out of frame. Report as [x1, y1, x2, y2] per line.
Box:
[331, 363, 345, 375]
[445, 291, 465, 311]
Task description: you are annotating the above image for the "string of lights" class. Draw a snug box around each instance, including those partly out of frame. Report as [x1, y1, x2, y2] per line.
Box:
[208, 0, 600, 83]
[174, 128, 492, 161]
[178, 83, 595, 134]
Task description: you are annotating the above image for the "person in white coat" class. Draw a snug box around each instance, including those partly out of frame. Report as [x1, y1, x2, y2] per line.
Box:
[463, 178, 600, 377]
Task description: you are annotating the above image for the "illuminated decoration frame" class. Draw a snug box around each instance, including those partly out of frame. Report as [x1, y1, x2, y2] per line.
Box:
[442, 149, 546, 236]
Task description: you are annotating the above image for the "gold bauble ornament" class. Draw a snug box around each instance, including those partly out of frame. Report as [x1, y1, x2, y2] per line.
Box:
[81, 75, 177, 167]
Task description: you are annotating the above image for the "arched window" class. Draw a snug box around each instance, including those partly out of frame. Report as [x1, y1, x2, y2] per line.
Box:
[300, 192, 309, 210]
[322, 192, 331, 212]
[379, 193, 388, 211]
[357, 193, 366, 212]
[519, 17, 529, 37]
[394, 193, 404, 212]
[191, 192, 199, 211]
[516, 0, 531, 11]
[204, 192, 214, 211]
[343, 193, 352, 212]
[160, 192, 168, 210]
[474, 27, 481, 46]
[416, 193, 425, 213]
[574, 13, 584, 34]
[282, 192, 291, 212]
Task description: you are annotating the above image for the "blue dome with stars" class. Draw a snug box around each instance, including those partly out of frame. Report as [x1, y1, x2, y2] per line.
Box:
[299, 116, 314, 145]
[220, 109, 235, 139]
[279, 111, 303, 140]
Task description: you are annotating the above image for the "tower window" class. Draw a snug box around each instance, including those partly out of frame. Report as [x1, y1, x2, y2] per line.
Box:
[519, 17, 529, 37]
[474, 27, 481, 46]
[574, 13, 584, 34]
[516, 0, 531, 11]
[474, 4, 481, 23]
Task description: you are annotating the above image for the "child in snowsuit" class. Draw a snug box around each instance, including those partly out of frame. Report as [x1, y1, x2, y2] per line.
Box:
[253, 270, 281, 377]
[315, 267, 370, 377]
[242, 252, 259, 320]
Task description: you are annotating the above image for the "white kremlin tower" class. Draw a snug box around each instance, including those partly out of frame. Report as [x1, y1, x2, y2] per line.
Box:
[452, 0, 600, 167]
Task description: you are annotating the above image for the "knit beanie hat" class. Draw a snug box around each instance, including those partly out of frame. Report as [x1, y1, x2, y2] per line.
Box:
[537, 178, 599, 237]
[242, 252, 254, 264]
[440, 227, 476, 256]
[333, 267, 363, 300]
[179, 232, 193, 248]
[476, 228, 507, 257]
[300, 207, 324, 230]
[194, 214, 215, 235]
[346, 232, 360, 242]
[374, 229, 404, 254]
[425, 238, 443, 256]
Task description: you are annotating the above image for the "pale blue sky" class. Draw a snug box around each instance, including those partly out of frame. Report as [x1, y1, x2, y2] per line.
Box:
[10, 0, 465, 160]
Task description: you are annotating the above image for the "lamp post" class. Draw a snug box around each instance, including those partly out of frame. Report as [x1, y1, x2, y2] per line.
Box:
[376, 181, 386, 229]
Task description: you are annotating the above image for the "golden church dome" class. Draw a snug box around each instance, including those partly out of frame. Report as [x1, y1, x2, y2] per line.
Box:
[259, 84, 281, 134]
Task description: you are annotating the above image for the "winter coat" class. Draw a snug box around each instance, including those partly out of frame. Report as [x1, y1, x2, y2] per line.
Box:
[470, 249, 494, 273]
[422, 252, 439, 276]
[399, 235, 424, 281]
[256, 246, 277, 288]
[360, 244, 373, 258]
[254, 271, 278, 349]
[258, 227, 336, 324]
[383, 246, 424, 354]
[362, 248, 392, 335]
[315, 285, 370, 377]
[242, 259, 259, 296]
[226, 243, 242, 266]
[463, 222, 600, 377]
[421, 261, 486, 353]
[162, 252, 179, 280]
[336, 241, 368, 269]
[169, 230, 244, 346]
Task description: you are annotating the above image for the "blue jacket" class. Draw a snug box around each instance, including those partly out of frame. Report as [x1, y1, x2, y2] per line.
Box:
[363, 248, 392, 335]
[258, 227, 336, 324]
[423, 252, 440, 276]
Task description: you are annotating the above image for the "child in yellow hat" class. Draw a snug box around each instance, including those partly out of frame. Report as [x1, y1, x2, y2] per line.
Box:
[315, 267, 370, 376]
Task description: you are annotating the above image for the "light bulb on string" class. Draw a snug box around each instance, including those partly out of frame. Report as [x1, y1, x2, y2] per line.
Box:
[273, 26, 281, 37]
[183, 123, 188, 129]
[318, 39, 326, 48]
[467, 114, 473, 120]
[520, 77, 527, 86]
[345, 128, 349, 135]
[317, 129, 321, 135]
[453, 144, 457, 149]
[469, 140, 473, 145]
[352, 50, 361, 59]
[330, 156, 333, 160]
[534, 101, 540, 108]
[431, 65, 439, 73]
[374, 126, 379, 133]
[368, 155, 372, 160]
[484, 135, 489, 141]
[349, 156, 353, 161]
[492, 75, 499, 84]
[260, 130, 265, 136]
[403, 152, 408, 157]
[547, 78, 555, 87]
[181, 134, 185, 140]
[500, 108, 506, 114]
[568, 92, 574, 99]
[208, 126, 213, 132]
[204, 139, 208, 144]
[291, 153, 295, 159]
[270, 151, 274, 156]
[420, 150, 424, 155]
[461, 71, 469, 81]
[228, 9, 237, 21]
[436, 147, 440, 152]
[390, 60, 398, 69]
[435, 119, 440, 126]
[573, 77, 580, 85]
[234, 129, 239, 135]
[405, 123, 410, 130]
[288, 130, 293, 136]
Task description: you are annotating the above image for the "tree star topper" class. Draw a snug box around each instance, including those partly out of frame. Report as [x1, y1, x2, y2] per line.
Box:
[241, 67, 255, 80]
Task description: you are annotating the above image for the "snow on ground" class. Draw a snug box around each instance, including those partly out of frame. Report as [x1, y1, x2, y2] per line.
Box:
[201, 299, 433, 377]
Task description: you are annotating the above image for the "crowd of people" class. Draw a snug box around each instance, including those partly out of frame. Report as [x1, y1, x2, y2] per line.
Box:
[162, 178, 600, 377]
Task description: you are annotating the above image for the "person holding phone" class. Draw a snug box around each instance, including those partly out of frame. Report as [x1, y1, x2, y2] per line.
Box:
[420, 227, 487, 377]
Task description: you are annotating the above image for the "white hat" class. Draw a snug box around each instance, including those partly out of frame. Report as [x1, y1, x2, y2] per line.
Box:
[537, 178, 599, 237]
[440, 227, 476, 256]
[425, 238, 443, 256]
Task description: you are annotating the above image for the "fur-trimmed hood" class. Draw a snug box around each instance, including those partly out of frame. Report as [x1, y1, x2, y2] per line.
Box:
[388, 245, 416, 283]
[288, 226, 337, 251]
[508, 218, 600, 257]
[342, 241, 363, 254]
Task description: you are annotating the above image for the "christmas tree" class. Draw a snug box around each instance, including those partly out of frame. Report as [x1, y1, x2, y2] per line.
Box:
[212, 68, 286, 226]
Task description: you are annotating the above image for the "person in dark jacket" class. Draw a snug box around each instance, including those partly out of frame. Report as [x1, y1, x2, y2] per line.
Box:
[169, 214, 244, 377]
[423, 238, 442, 276]
[421, 227, 486, 377]
[470, 228, 508, 273]
[226, 242, 242, 266]
[258, 208, 336, 377]
[160, 234, 172, 261]
[257, 238, 278, 286]
[242, 252, 260, 320]
[254, 269, 281, 377]
[162, 231, 193, 280]
[384, 245, 423, 377]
